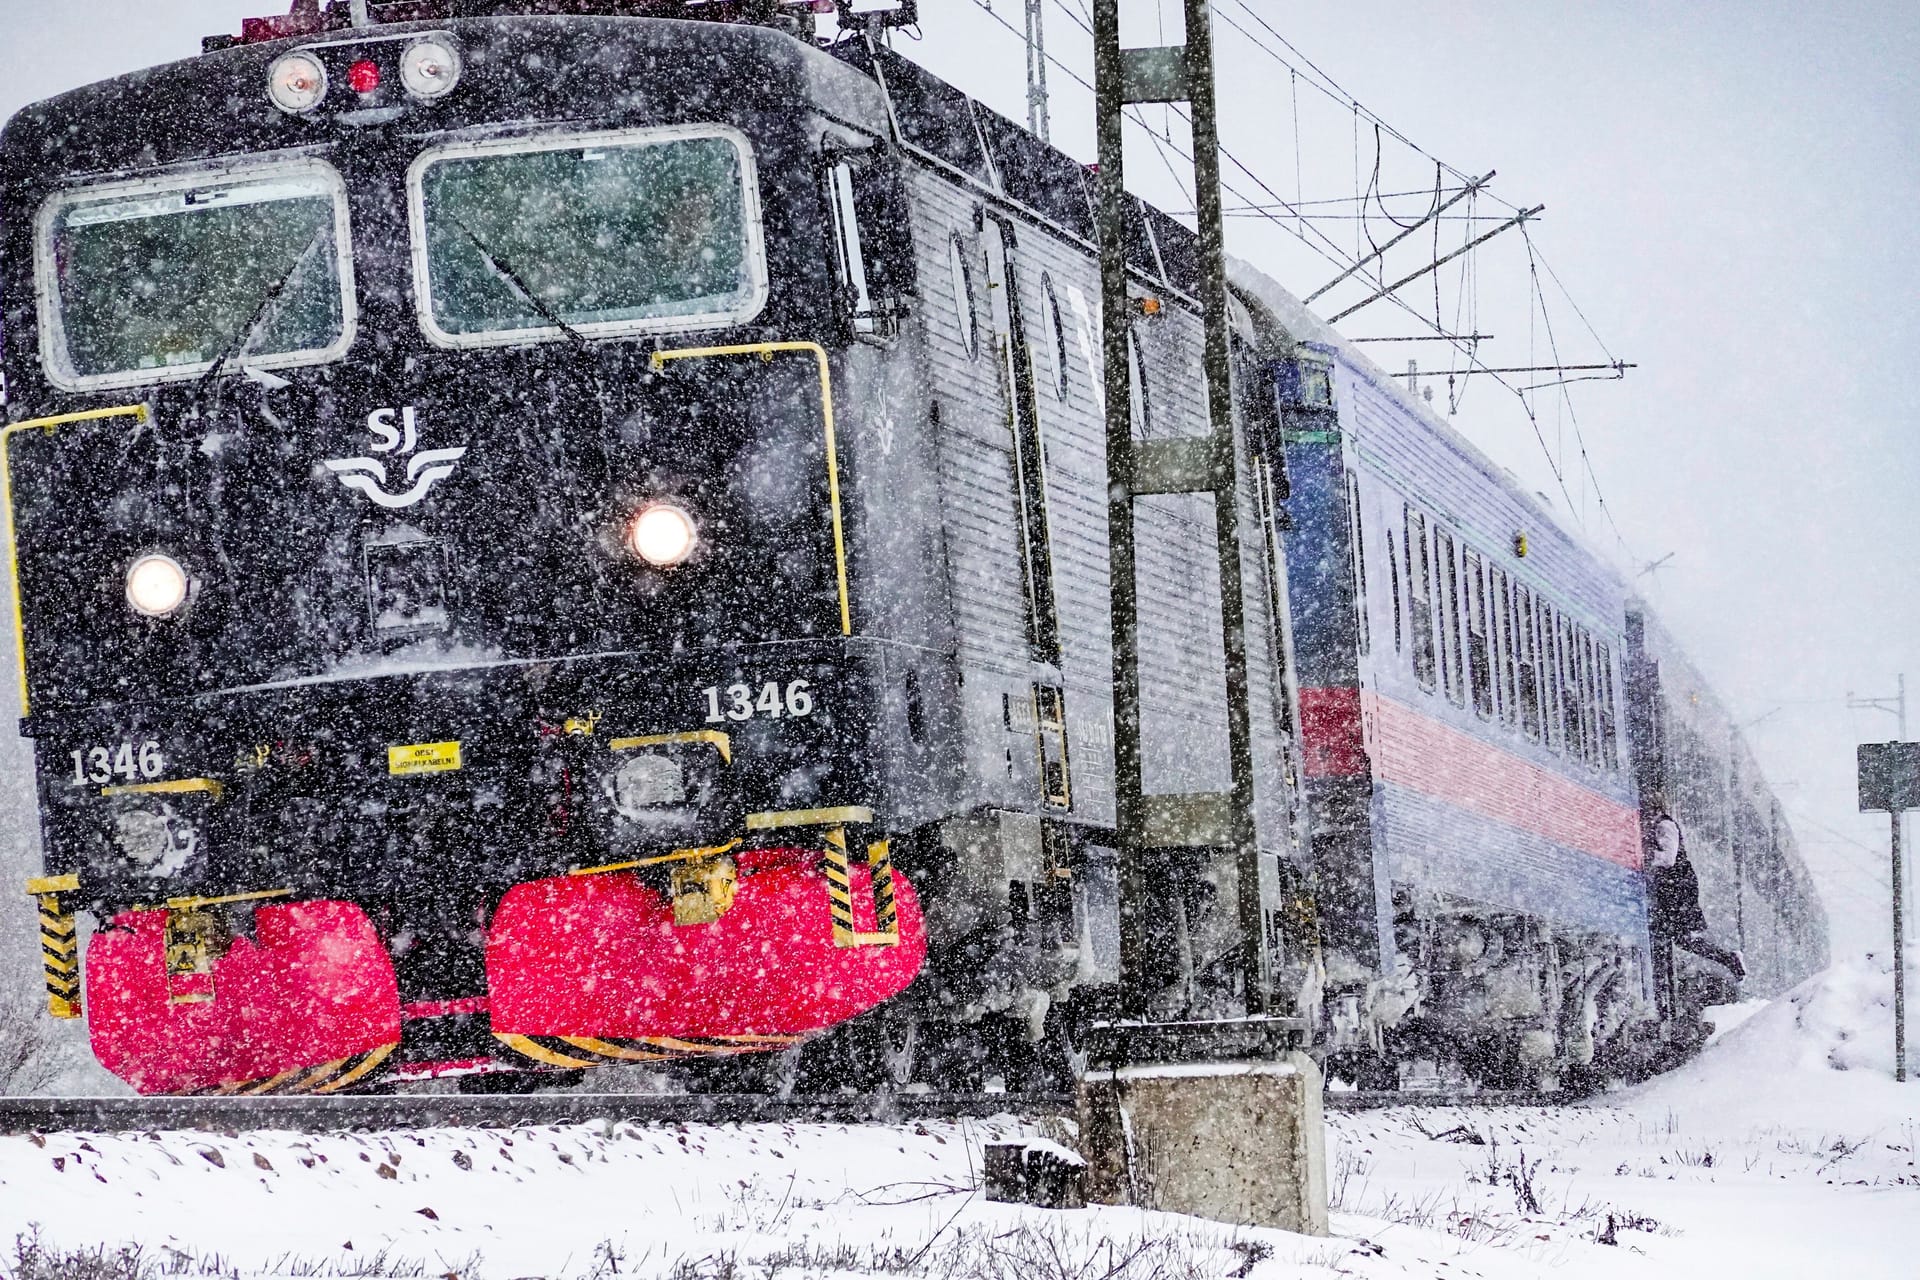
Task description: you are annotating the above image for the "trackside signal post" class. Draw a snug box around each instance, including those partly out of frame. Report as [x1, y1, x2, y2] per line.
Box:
[1859, 741, 1919, 1081]
[1079, 0, 1328, 1234]
[1093, 0, 1265, 1024]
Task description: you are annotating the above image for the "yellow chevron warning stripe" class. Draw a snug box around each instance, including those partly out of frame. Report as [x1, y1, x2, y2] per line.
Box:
[27, 874, 82, 1019]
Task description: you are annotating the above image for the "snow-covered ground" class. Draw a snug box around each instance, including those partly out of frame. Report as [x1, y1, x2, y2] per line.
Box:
[3, 951, 1917, 1279]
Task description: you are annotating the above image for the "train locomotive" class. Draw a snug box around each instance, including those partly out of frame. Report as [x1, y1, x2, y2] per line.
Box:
[2, 0, 1823, 1095]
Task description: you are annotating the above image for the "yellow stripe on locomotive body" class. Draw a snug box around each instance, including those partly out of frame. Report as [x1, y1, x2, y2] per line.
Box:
[1, 405, 150, 717]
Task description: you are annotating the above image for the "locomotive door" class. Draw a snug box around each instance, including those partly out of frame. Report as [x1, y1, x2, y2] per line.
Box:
[980, 215, 1070, 810]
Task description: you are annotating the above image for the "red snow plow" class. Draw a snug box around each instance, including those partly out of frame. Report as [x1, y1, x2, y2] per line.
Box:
[84, 898, 401, 1096]
[486, 836, 926, 1068]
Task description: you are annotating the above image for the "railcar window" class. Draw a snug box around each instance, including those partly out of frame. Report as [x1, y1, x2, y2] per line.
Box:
[1582, 632, 1603, 764]
[1436, 528, 1465, 707]
[1531, 601, 1548, 748]
[411, 127, 765, 345]
[1560, 616, 1584, 760]
[1386, 518, 1404, 654]
[1465, 550, 1493, 719]
[36, 162, 353, 391]
[1406, 507, 1436, 690]
[1541, 606, 1567, 752]
[948, 234, 979, 359]
[1515, 586, 1542, 741]
[1491, 568, 1516, 726]
[1347, 474, 1369, 657]
[1598, 641, 1619, 770]
[1570, 624, 1590, 763]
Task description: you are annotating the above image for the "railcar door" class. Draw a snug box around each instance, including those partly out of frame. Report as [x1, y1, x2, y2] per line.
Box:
[980, 214, 1070, 811]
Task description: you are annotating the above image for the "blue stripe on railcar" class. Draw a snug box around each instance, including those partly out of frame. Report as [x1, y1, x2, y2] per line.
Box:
[1375, 783, 1650, 941]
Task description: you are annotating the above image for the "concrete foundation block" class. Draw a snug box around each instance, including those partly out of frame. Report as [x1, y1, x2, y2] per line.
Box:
[983, 1138, 1088, 1208]
[1076, 1052, 1328, 1235]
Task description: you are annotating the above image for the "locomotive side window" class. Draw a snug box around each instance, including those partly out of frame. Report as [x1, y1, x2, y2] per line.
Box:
[826, 159, 876, 335]
[1465, 549, 1493, 719]
[35, 159, 355, 392]
[1405, 507, 1436, 690]
[824, 147, 908, 342]
[947, 234, 979, 358]
[1042, 274, 1071, 400]
[409, 125, 766, 346]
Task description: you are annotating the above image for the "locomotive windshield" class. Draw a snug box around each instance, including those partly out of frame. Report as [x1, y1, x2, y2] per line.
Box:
[35, 161, 354, 391]
[410, 125, 766, 345]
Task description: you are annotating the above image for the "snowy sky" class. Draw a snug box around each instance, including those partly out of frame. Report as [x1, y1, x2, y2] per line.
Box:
[0, 0, 1914, 954]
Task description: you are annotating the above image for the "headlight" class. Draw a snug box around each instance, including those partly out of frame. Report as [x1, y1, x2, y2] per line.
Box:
[608, 753, 688, 820]
[268, 52, 329, 113]
[401, 37, 463, 100]
[126, 554, 190, 618]
[627, 503, 698, 568]
[113, 805, 198, 875]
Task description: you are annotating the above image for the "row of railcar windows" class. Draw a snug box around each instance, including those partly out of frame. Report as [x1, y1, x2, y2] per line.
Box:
[1369, 489, 1620, 775]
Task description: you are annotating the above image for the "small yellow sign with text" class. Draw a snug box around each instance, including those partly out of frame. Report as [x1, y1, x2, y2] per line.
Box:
[388, 741, 463, 776]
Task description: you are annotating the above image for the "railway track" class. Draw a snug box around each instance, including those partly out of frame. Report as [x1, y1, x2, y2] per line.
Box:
[0, 1086, 1572, 1135]
[0, 1090, 1073, 1136]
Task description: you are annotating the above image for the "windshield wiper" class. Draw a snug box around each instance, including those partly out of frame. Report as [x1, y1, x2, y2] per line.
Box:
[449, 215, 590, 349]
[183, 222, 332, 419]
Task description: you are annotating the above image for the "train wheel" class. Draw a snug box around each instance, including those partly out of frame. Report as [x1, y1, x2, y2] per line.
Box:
[874, 1006, 920, 1089]
[1028, 1007, 1090, 1091]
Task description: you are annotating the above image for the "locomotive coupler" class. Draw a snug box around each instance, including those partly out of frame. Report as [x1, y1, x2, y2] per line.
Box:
[149, 888, 293, 1006]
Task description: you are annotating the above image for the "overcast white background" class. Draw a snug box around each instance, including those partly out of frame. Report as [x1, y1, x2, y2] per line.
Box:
[0, 0, 1913, 957]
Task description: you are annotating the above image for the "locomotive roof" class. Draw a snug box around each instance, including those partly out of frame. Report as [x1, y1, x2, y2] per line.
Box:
[0, 14, 874, 178]
[201, 2, 831, 51]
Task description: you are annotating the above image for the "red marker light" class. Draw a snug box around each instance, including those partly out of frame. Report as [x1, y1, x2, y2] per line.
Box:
[348, 60, 380, 94]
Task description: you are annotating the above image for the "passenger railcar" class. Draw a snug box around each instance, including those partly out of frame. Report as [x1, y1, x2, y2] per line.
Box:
[1234, 270, 1824, 1087]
